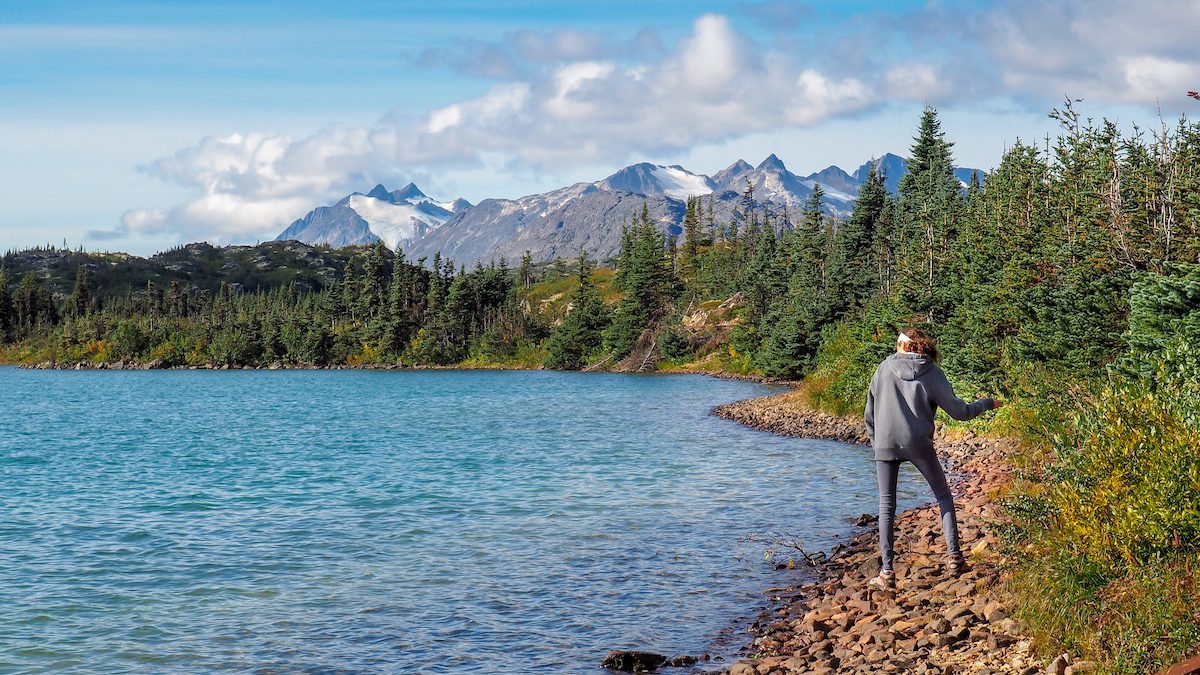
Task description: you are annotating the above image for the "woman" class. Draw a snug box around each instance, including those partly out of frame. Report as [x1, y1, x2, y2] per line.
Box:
[863, 327, 1001, 589]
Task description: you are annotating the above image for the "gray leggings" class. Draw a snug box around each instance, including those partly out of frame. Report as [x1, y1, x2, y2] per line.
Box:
[877, 451, 960, 571]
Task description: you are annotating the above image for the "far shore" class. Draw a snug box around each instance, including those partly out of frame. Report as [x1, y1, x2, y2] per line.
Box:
[10, 358, 796, 385]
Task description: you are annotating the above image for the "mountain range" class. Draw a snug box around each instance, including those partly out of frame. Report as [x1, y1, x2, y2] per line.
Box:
[275, 153, 982, 266]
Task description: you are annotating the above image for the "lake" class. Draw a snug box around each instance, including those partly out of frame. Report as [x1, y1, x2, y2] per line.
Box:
[0, 368, 925, 673]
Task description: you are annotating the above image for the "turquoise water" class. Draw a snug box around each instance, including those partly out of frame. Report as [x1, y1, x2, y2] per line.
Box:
[0, 368, 923, 673]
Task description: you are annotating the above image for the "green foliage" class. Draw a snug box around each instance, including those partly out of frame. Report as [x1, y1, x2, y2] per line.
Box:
[826, 164, 888, 315]
[1044, 339, 1200, 567]
[801, 300, 905, 415]
[545, 251, 611, 370]
[1116, 264, 1200, 378]
[893, 106, 964, 323]
[603, 205, 680, 358]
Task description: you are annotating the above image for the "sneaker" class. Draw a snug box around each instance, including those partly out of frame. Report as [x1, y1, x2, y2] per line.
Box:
[868, 570, 895, 589]
[947, 553, 968, 575]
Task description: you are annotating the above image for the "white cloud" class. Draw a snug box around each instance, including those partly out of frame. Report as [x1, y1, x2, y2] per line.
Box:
[969, 0, 1200, 104]
[120, 13, 881, 244]
[121, 208, 169, 234]
[115, 2, 1200, 246]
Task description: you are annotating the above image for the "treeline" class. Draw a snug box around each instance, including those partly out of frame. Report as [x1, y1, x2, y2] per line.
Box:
[0, 246, 552, 367]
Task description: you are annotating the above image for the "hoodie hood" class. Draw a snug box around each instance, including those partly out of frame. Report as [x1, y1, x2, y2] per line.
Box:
[885, 351, 935, 381]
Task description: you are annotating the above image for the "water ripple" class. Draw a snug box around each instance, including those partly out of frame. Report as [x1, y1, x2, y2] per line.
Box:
[0, 368, 927, 673]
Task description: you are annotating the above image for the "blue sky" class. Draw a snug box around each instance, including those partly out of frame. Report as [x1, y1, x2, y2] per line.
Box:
[1, 0, 1196, 254]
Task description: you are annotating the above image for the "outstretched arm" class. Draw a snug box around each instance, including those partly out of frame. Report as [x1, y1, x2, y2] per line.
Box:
[928, 366, 995, 421]
[864, 369, 877, 442]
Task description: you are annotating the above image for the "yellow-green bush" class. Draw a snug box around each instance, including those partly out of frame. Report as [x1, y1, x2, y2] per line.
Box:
[1005, 339, 1200, 673]
[1049, 342, 1200, 566]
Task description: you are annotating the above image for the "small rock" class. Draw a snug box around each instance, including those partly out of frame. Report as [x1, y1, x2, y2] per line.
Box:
[986, 633, 1017, 649]
[666, 655, 696, 667]
[933, 627, 969, 648]
[727, 661, 756, 675]
[983, 602, 1009, 623]
[1046, 653, 1070, 675]
[944, 606, 973, 622]
[852, 513, 879, 527]
[1064, 663, 1096, 675]
[601, 650, 667, 672]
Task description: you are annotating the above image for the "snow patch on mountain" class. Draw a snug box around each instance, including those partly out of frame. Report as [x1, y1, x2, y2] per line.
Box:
[346, 195, 451, 250]
[647, 165, 715, 199]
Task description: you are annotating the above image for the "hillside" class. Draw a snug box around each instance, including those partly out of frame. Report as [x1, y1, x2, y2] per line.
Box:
[0, 240, 379, 299]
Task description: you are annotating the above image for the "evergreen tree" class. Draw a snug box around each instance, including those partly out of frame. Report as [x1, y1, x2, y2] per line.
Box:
[894, 106, 964, 323]
[757, 185, 829, 377]
[341, 260, 360, 322]
[359, 242, 387, 321]
[603, 206, 679, 358]
[69, 266, 91, 318]
[546, 249, 610, 369]
[517, 250, 535, 289]
[681, 196, 708, 270]
[827, 165, 888, 316]
[0, 268, 11, 339]
[12, 272, 55, 333]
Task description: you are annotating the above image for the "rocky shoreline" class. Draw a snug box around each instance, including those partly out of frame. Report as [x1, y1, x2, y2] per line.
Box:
[709, 390, 1071, 675]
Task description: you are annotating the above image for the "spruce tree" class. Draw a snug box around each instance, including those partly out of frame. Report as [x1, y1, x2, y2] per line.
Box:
[827, 165, 888, 316]
[0, 268, 11, 340]
[894, 107, 964, 323]
[603, 206, 678, 358]
[359, 242, 387, 320]
[517, 250, 535, 289]
[546, 249, 610, 369]
[69, 266, 91, 318]
[758, 185, 828, 377]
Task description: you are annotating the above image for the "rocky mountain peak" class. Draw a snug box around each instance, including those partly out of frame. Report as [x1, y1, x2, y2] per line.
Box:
[756, 154, 788, 172]
[366, 184, 393, 201]
[392, 182, 428, 202]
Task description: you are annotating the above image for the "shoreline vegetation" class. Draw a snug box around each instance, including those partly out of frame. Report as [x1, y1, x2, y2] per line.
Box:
[2, 105, 1198, 673]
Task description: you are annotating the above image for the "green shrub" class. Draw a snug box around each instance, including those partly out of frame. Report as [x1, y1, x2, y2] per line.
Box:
[1048, 341, 1200, 567]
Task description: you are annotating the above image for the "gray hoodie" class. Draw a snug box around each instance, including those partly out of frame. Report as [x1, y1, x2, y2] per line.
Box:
[864, 352, 995, 461]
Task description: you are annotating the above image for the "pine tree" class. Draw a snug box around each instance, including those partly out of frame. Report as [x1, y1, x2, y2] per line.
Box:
[69, 266, 91, 318]
[0, 268, 11, 340]
[359, 242, 387, 320]
[827, 165, 888, 316]
[517, 250, 535, 289]
[894, 107, 964, 323]
[12, 272, 56, 334]
[603, 206, 678, 357]
[546, 249, 610, 369]
[757, 185, 829, 377]
[682, 196, 707, 268]
[341, 260, 360, 322]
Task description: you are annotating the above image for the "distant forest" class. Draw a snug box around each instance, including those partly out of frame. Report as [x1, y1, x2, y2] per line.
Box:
[3, 104, 1200, 670]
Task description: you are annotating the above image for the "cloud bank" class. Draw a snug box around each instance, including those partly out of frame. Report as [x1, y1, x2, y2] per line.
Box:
[111, 1, 1200, 245]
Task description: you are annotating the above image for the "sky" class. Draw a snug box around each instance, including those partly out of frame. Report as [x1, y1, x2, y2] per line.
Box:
[1, 0, 1197, 255]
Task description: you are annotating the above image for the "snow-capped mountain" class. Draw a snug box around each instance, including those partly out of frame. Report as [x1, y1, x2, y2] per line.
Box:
[710, 153, 858, 212]
[597, 163, 717, 200]
[275, 183, 470, 250]
[276, 154, 983, 266]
